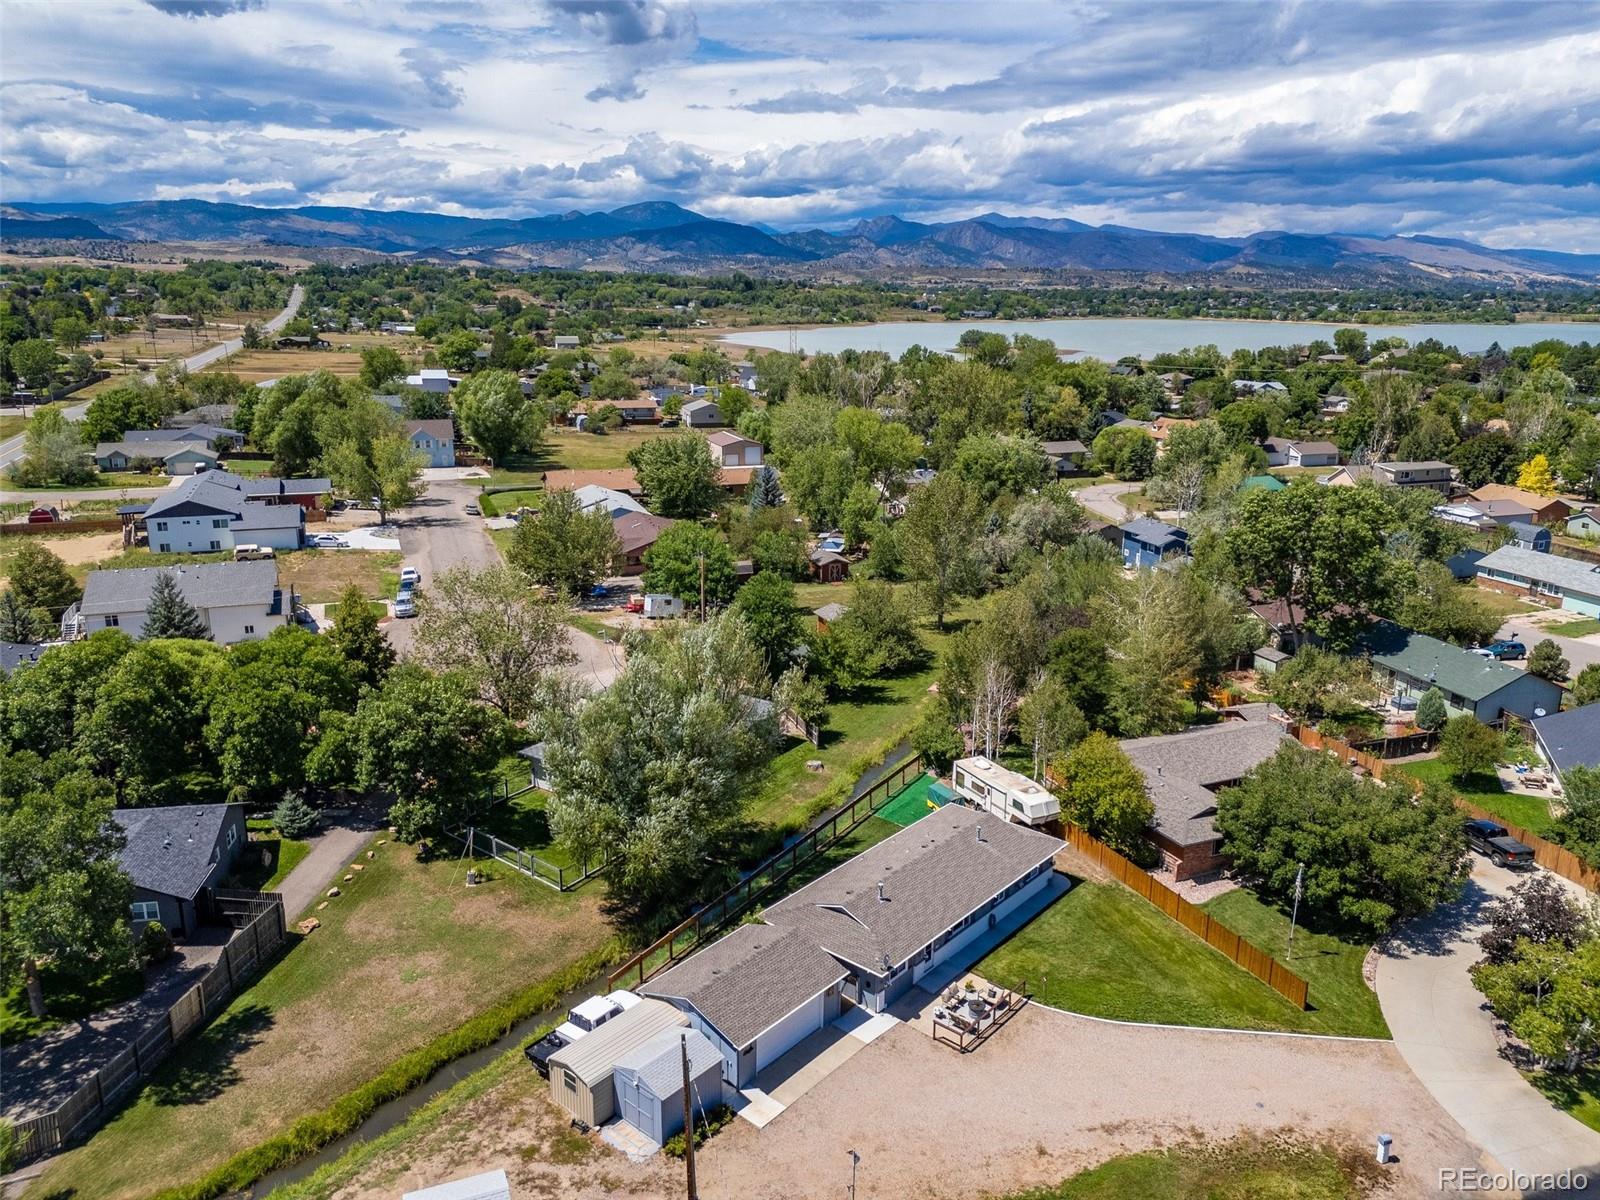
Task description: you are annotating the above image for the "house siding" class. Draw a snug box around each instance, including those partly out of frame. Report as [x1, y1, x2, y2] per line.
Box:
[410, 432, 455, 468]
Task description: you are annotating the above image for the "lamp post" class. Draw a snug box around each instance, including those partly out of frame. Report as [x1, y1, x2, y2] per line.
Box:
[847, 1149, 860, 1200]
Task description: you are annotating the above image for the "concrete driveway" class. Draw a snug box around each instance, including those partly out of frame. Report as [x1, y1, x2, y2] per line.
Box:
[1496, 616, 1600, 677]
[1376, 858, 1600, 1196]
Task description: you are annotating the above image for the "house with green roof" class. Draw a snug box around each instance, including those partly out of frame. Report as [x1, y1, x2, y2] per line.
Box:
[1354, 621, 1563, 724]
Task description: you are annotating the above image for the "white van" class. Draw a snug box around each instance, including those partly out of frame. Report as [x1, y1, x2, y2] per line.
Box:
[951, 756, 1061, 827]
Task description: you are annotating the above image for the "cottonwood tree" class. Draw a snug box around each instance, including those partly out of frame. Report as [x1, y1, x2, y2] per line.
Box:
[1104, 568, 1197, 737]
[79, 639, 221, 805]
[358, 345, 407, 389]
[1017, 673, 1088, 780]
[1047, 732, 1153, 857]
[968, 653, 1020, 759]
[628, 433, 723, 518]
[899, 472, 986, 630]
[0, 758, 133, 1018]
[7, 408, 93, 487]
[730, 570, 806, 675]
[454, 370, 545, 464]
[1473, 937, 1600, 1073]
[641, 523, 736, 609]
[140, 571, 210, 640]
[324, 431, 427, 524]
[413, 565, 575, 717]
[508, 488, 621, 596]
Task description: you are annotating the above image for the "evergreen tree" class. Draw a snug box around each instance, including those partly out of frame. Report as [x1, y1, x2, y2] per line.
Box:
[0, 590, 45, 644]
[140, 571, 210, 640]
[1414, 686, 1447, 732]
[326, 583, 395, 688]
[271, 791, 320, 839]
[1528, 639, 1569, 681]
[748, 464, 784, 511]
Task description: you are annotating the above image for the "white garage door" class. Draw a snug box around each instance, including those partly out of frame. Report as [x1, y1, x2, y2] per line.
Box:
[756, 994, 823, 1072]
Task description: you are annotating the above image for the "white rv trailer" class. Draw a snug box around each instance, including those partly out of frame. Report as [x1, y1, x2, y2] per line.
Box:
[950, 756, 1061, 827]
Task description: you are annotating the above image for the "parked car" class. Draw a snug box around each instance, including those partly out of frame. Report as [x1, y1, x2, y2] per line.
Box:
[464, 503, 480, 516]
[625, 594, 644, 614]
[232, 544, 275, 561]
[310, 533, 348, 549]
[400, 567, 421, 589]
[1472, 640, 1526, 660]
[525, 991, 640, 1078]
[1464, 818, 1536, 869]
[393, 595, 417, 619]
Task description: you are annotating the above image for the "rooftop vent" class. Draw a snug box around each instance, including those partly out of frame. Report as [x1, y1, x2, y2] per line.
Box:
[876, 881, 887, 903]
[975, 823, 985, 843]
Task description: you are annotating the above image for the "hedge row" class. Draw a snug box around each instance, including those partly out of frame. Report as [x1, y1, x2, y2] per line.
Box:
[145, 943, 619, 1200]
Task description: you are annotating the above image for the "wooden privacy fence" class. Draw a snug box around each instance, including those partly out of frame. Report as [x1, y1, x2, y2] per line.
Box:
[608, 753, 927, 991]
[1285, 722, 1600, 895]
[1056, 818, 1310, 1011]
[8, 893, 286, 1168]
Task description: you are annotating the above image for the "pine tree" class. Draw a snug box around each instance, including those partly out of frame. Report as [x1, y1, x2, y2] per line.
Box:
[140, 571, 210, 640]
[1414, 686, 1447, 732]
[748, 464, 784, 511]
[0, 589, 45, 644]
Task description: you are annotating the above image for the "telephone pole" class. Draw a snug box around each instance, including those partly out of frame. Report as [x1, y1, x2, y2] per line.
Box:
[696, 552, 706, 623]
[681, 1033, 698, 1200]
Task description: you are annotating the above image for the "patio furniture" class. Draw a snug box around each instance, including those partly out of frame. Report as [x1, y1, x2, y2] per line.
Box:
[994, 993, 1011, 1012]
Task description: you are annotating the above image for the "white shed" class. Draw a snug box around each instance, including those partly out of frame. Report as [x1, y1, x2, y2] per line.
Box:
[611, 1028, 723, 1146]
[547, 998, 688, 1127]
[402, 1169, 510, 1200]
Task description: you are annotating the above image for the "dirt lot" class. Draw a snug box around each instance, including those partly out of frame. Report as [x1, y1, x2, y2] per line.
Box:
[203, 332, 426, 383]
[305, 998, 1499, 1200]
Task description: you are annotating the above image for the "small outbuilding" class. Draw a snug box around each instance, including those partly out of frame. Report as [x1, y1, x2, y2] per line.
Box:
[547, 998, 689, 1128]
[611, 1028, 723, 1146]
[402, 1170, 511, 1200]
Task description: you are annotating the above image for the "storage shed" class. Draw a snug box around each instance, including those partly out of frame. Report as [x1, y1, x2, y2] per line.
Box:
[547, 998, 688, 1127]
[612, 1028, 723, 1146]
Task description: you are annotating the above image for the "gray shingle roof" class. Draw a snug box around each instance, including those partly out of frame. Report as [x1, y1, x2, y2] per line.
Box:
[232, 503, 303, 532]
[1477, 545, 1600, 600]
[612, 1028, 722, 1097]
[1119, 517, 1187, 548]
[143, 475, 250, 520]
[113, 803, 240, 899]
[124, 425, 240, 443]
[405, 419, 454, 443]
[96, 441, 217, 463]
[81, 560, 279, 616]
[1121, 720, 1290, 847]
[1533, 704, 1600, 777]
[1355, 620, 1530, 703]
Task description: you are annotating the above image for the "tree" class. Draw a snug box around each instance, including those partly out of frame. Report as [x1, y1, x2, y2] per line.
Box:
[899, 473, 986, 630]
[325, 583, 395, 689]
[0, 763, 133, 1018]
[454, 370, 545, 464]
[1266, 647, 1380, 725]
[436, 329, 483, 373]
[643, 524, 737, 610]
[1216, 746, 1468, 934]
[1395, 560, 1501, 648]
[2, 630, 133, 756]
[1516, 453, 1558, 496]
[1450, 432, 1519, 488]
[1548, 766, 1600, 868]
[535, 614, 778, 917]
[79, 639, 220, 805]
[747, 464, 784, 510]
[1333, 327, 1368, 360]
[628, 434, 723, 518]
[413, 565, 575, 717]
[1473, 937, 1600, 1073]
[1017, 673, 1088, 780]
[1478, 873, 1593, 967]
[730, 571, 805, 674]
[951, 433, 1050, 503]
[140, 571, 210, 640]
[1528, 639, 1569, 681]
[8, 338, 58, 390]
[359, 345, 407, 389]
[346, 667, 510, 841]
[0, 590, 45, 644]
[271, 791, 320, 839]
[7, 408, 92, 487]
[507, 488, 620, 596]
[1438, 714, 1502, 780]
[911, 697, 964, 772]
[324, 430, 427, 524]
[241, 321, 262, 350]
[1090, 426, 1156, 480]
[1414, 686, 1447, 732]
[1105, 568, 1198, 737]
[1570, 663, 1600, 708]
[1048, 732, 1153, 857]
[7, 541, 79, 618]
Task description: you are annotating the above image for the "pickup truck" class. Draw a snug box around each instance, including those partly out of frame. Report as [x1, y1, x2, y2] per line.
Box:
[523, 990, 641, 1078]
[1464, 818, 1536, 869]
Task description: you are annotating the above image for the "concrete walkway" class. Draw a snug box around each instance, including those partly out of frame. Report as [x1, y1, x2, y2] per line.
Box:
[276, 817, 384, 921]
[1376, 858, 1600, 1196]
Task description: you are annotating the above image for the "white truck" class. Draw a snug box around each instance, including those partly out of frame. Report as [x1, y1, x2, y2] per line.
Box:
[642, 593, 685, 619]
[524, 989, 641, 1078]
[951, 756, 1061, 827]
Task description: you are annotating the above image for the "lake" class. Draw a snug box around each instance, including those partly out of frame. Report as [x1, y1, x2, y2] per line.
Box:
[720, 316, 1600, 361]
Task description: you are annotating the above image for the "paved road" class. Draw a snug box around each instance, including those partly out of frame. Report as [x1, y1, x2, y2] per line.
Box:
[1377, 857, 1600, 1195]
[1075, 479, 1142, 524]
[0, 284, 305, 469]
[1496, 617, 1600, 677]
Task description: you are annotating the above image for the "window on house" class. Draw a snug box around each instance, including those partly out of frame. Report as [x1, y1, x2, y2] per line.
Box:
[105, 615, 119, 627]
[563, 1070, 577, 1091]
[209, 541, 220, 550]
[226, 825, 238, 848]
[212, 518, 227, 529]
[155, 521, 168, 532]
[131, 900, 160, 923]
[244, 625, 255, 635]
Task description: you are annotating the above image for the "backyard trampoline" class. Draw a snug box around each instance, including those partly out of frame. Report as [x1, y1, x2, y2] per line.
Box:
[875, 773, 952, 827]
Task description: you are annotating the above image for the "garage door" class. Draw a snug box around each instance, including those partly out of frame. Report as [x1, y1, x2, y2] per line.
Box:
[756, 994, 823, 1072]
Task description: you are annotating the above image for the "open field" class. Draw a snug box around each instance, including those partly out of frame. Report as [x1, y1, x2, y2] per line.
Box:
[32, 836, 610, 1200]
[0, 528, 127, 589]
[203, 332, 423, 385]
[1392, 758, 1555, 833]
[277, 548, 402, 605]
[980, 878, 1382, 1036]
[484, 425, 681, 489]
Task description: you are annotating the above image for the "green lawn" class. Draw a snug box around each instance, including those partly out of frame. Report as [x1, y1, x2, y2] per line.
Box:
[482, 487, 542, 512]
[237, 820, 311, 892]
[1469, 586, 1543, 619]
[980, 880, 1381, 1036]
[484, 426, 678, 487]
[2, 962, 143, 1047]
[1010, 1135, 1379, 1200]
[475, 788, 576, 869]
[1548, 617, 1600, 637]
[36, 836, 609, 1200]
[1529, 1068, 1600, 1134]
[1202, 889, 1388, 1038]
[218, 454, 275, 478]
[1392, 758, 1555, 834]
[9, 470, 169, 492]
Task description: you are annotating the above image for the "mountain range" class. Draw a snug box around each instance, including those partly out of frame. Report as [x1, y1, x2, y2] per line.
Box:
[6, 199, 1600, 283]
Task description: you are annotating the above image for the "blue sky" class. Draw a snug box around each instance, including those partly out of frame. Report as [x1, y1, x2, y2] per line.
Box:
[4, 0, 1600, 249]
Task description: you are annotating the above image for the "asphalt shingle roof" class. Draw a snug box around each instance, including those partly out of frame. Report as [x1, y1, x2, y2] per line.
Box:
[612, 1028, 722, 1098]
[1120, 719, 1290, 847]
[113, 803, 239, 899]
[1477, 545, 1600, 600]
[1119, 517, 1187, 548]
[96, 441, 217, 463]
[80, 560, 279, 616]
[1355, 620, 1530, 703]
[1533, 704, 1600, 777]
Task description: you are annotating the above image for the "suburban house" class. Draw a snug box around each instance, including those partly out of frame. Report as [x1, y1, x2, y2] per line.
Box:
[1508, 521, 1553, 553]
[1469, 485, 1573, 525]
[405, 368, 457, 393]
[1475, 545, 1600, 618]
[1119, 711, 1290, 880]
[112, 803, 248, 937]
[1, 641, 50, 674]
[1322, 461, 1456, 490]
[125, 424, 245, 451]
[1118, 518, 1189, 569]
[405, 419, 456, 468]
[1262, 439, 1340, 469]
[1040, 439, 1089, 476]
[94, 440, 218, 475]
[64, 560, 289, 644]
[135, 473, 306, 554]
[229, 473, 329, 509]
[643, 807, 1063, 1087]
[612, 512, 674, 574]
[680, 398, 721, 427]
[542, 468, 645, 495]
[1568, 509, 1600, 538]
[706, 430, 764, 468]
[569, 484, 646, 519]
[1432, 500, 1538, 531]
[1355, 620, 1565, 722]
[1233, 379, 1288, 395]
[547, 999, 692, 1128]
[1149, 417, 1195, 454]
[809, 547, 849, 583]
[569, 396, 661, 425]
[1532, 704, 1600, 787]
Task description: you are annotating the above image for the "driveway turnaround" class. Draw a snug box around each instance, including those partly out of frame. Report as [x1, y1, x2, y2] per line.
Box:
[1377, 858, 1600, 1196]
[1073, 479, 1141, 523]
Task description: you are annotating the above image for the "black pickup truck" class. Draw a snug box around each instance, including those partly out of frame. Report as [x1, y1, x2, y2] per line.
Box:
[1464, 818, 1536, 870]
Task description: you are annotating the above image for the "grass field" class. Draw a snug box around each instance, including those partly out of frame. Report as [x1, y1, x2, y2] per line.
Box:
[34, 836, 610, 1200]
[484, 425, 680, 488]
[276, 547, 402, 605]
[1530, 1068, 1600, 1134]
[476, 788, 576, 869]
[1010, 1134, 1381, 1200]
[6, 470, 167, 492]
[1548, 617, 1600, 637]
[980, 879, 1384, 1036]
[219, 453, 275, 478]
[1469, 586, 1543, 620]
[1392, 758, 1555, 833]
[239, 818, 312, 891]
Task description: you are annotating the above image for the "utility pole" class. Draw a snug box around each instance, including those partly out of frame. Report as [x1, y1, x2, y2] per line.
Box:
[1286, 861, 1305, 961]
[696, 552, 706, 623]
[681, 1033, 698, 1200]
[847, 1149, 859, 1200]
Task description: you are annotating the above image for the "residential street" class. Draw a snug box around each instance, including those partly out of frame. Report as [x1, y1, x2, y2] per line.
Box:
[1074, 479, 1141, 524]
[1496, 615, 1600, 677]
[1376, 857, 1600, 1196]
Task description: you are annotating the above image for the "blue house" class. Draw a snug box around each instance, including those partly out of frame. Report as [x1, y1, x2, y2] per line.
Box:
[1119, 518, 1189, 569]
[1507, 521, 1552, 553]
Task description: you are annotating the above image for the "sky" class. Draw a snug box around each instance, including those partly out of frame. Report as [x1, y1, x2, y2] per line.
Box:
[4, 0, 1600, 250]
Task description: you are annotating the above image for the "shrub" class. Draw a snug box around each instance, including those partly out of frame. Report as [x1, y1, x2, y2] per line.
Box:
[138, 920, 175, 966]
[663, 1104, 735, 1158]
[272, 792, 320, 840]
[1439, 714, 1502, 780]
[1528, 639, 1570, 681]
[1414, 687, 1447, 732]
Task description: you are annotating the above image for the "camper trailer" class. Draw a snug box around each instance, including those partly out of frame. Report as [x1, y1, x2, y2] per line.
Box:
[642, 593, 685, 619]
[951, 756, 1061, 827]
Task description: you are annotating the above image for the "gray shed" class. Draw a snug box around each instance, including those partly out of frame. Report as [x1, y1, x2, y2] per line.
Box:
[612, 1028, 722, 1146]
[547, 998, 688, 1127]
